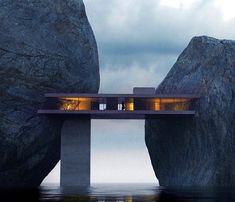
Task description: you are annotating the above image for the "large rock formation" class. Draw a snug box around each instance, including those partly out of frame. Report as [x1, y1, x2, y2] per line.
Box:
[146, 36, 235, 186]
[0, 0, 99, 187]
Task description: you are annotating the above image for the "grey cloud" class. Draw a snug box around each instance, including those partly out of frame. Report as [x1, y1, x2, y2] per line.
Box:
[83, 0, 235, 92]
[98, 53, 178, 93]
[84, 0, 235, 58]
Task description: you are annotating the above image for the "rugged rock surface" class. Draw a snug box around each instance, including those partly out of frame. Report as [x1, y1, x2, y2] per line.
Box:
[145, 36, 235, 186]
[0, 0, 99, 187]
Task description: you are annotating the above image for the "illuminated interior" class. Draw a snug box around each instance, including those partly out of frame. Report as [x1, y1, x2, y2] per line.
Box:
[159, 98, 190, 111]
[154, 98, 160, 110]
[60, 98, 93, 110]
[126, 98, 134, 111]
[59, 97, 192, 111]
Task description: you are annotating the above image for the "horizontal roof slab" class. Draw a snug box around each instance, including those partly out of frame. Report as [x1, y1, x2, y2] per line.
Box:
[44, 93, 200, 99]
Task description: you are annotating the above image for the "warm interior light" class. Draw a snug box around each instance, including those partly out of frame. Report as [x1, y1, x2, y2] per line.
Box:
[125, 196, 133, 202]
[154, 98, 160, 110]
[58, 97, 192, 111]
[126, 102, 134, 110]
[160, 98, 189, 103]
[160, 98, 190, 110]
[60, 97, 93, 110]
[126, 98, 134, 111]
[62, 97, 91, 101]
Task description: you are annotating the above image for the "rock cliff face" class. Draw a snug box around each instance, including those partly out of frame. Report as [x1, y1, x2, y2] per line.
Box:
[0, 0, 99, 187]
[145, 36, 235, 186]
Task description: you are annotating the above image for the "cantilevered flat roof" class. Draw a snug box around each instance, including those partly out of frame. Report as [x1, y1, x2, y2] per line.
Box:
[44, 93, 200, 99]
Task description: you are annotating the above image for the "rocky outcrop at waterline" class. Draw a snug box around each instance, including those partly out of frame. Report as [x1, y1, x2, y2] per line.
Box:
[145, 36, 235, 186]
[0, 0, 99, 187]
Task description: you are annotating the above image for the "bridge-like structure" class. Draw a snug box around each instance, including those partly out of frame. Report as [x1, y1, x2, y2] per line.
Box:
[38, 87, 199, 187]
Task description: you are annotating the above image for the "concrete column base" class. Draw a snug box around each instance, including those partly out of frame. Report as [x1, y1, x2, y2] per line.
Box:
[60, 118, 91, 187]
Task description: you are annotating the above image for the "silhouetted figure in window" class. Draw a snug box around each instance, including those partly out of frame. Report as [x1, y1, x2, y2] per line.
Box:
[121, 101, 125, 110]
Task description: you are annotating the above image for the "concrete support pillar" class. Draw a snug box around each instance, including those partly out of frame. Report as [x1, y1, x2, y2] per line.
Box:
[60, 118, 91, 187]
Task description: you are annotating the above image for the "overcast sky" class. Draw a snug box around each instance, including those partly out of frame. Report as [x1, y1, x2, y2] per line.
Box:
[85, 0, 235, 93]
[43, 0, 235, 185]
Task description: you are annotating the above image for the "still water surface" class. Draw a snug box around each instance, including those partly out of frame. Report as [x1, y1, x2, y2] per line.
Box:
[1, 183, 235, 202]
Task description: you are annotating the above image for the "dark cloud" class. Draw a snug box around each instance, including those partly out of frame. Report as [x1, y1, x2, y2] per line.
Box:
[85, 0, 235, 58]
[83, 0, 235, 92]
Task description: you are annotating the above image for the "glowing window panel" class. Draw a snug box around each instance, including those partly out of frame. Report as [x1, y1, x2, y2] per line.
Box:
[126, 98, 134, 111]
[60, 97, 92, 111]
[154, 98, 160, 110]
[160, 98, 190, 111]
[58, 97, 192, 111]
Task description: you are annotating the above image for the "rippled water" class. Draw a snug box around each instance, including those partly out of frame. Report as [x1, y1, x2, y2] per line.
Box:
[1, 183, 235, 202]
